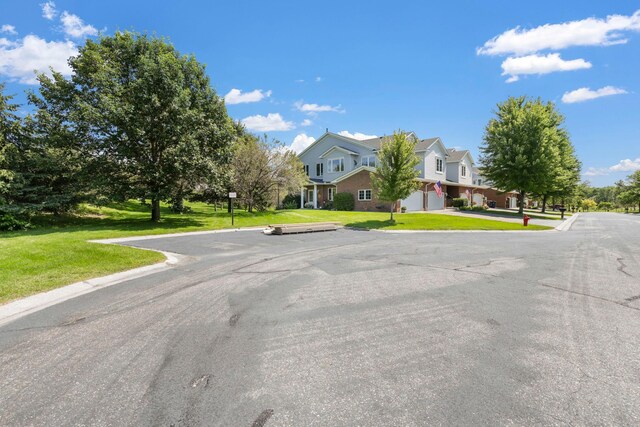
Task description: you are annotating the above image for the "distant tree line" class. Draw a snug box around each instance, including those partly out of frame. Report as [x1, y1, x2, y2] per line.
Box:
[568, 174, 640, 212]
[0, 32, 305, 230]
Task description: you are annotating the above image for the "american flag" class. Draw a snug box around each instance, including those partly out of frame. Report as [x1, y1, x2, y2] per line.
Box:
[465, 189, 471, 198]
[435, 181, 443, 198]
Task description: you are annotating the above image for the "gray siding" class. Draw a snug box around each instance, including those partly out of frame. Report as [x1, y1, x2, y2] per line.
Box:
[298, 135, 377, 182]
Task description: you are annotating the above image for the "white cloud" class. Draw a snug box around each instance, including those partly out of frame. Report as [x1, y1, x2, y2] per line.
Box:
[338, 130, 377, 140]
[241, 113, 295, 132]
[295, 79, 304, 83]
[301, 119, 312, 126]
[0, 34, 76, 84]
[478, 10, 640, 56]
[561, 86, 627, 103]
[1, 25, 17, 35]
[294, 101, 344, 114]
[289, 133, 316, 153]
[582, 157, 640, 176]
[224, 88, 271, 105]
[0, 38, 17, 48]
[609, 158, 640, 172]
[583, 167, 609, 177]
[501, 53, 591, 82]
[60, 11, 98, 38]
[315, 76, 323, 82]
[41, 1, 57, 20]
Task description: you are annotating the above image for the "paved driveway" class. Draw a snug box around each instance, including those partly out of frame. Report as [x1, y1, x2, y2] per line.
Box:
[1, 213, 639, 426]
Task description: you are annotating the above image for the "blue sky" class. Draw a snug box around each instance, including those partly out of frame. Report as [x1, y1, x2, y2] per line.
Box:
[1, 1, 639, 186]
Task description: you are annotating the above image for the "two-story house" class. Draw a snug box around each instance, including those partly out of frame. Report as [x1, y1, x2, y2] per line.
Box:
[444, 149, 487, 206]
[297, 131, 489, 212]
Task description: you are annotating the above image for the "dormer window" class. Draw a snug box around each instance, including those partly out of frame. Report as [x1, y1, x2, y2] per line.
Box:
[461, 165, 467, 177]
[361, 156, 376, 167]
[436, 157, 444, 173]
[328, 158, 344, 173]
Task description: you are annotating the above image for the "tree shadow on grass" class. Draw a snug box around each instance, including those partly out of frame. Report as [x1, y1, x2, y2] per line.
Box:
[344, 219, 399, 230]
[1, 205, 311, 239]
[4, 216, 208, 238]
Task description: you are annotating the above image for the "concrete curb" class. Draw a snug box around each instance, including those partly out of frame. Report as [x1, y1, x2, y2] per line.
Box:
[555, 213, 580, 232]
[0, 248, 185, 328]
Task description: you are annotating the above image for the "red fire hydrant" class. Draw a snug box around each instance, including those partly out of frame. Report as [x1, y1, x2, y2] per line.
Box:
[523, 215, 530, 226]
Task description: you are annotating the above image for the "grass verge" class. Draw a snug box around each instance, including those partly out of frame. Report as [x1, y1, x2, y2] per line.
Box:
[1, 201, 550, 304]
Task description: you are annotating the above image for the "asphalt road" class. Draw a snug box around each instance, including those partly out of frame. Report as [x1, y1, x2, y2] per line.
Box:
[1, 213, 639, 426]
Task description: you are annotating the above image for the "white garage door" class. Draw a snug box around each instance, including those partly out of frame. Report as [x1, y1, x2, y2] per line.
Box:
[473, 193, 484, 206]
[509, 197, 518, 209]
[427, 191, 445, 211]
[401, 191, 423, 211]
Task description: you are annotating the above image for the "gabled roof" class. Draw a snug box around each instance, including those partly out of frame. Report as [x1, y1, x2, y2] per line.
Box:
[446, 148, 474, 165]
[330, 166, 376, 183]
[358, 133, 442, 153]
[319, 145, 360, 158]
[418, 137, 448, 154]
[297, 131, 377, 158]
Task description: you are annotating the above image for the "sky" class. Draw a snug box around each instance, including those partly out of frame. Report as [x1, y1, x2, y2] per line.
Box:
[1, 1, 639, 186]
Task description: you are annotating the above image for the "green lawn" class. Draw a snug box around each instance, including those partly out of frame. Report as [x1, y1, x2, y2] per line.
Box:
[0, 201, 550, 304]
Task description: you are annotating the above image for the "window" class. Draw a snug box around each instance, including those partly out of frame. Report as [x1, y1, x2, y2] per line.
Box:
[361, 156, 377, 167]
[328, 158, 344, 173]
[308, 190, 314, 202]
[476, 179, 482, 186]
[328, 187, 335, 201]
[436, 157, 444, 173]
[304, 164, 309, 176]
[461, 165, 467, 177]
[316, 163, 323, 176]
[358, 189, 372, 201]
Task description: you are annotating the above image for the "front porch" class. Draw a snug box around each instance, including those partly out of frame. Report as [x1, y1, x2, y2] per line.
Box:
[301, 181, 336, 209]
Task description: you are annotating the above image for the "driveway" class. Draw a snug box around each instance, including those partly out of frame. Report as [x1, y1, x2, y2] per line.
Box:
[1, 213, 639, 426]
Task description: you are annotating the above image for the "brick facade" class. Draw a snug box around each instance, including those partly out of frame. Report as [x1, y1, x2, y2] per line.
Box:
[483, 188, 520, 208]
[335, 170, 396, 212]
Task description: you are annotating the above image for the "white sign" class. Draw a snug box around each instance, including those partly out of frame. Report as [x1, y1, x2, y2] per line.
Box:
[228, 192, 237, 198]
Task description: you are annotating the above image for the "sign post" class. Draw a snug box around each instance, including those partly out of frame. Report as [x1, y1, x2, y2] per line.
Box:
[228, 192, 237, 226]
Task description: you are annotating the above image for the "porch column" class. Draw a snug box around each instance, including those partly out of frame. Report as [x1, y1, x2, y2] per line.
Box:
[300, 187, 304, 208]
[313, 184, 318, 209]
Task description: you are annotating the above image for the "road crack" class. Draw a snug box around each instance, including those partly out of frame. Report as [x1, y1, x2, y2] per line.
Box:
[616, 257, 633, 277]
[251, 409, 274, 427]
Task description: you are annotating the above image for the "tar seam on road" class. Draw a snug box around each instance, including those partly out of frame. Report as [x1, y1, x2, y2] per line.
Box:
[251, 409, 274, 427]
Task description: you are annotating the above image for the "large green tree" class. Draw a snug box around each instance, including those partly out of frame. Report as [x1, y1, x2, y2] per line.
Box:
[1, 83, 85, 221]
[0, 83, 20, 206]
[371, 131, 420, 220]
[480, 96, 576, 214]
[31, 31, 235, 221]
[534, 129, 581, 212]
